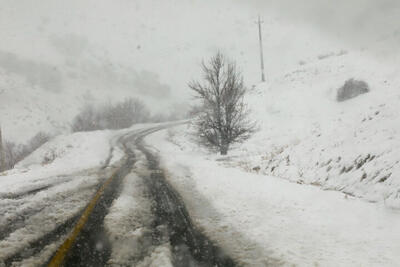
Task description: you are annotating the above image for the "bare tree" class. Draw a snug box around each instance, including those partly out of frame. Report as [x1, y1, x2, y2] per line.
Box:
[72, 98, 151, 132]
[110, 98, 150, 127]
[0, 131, 51, 171]
[99, 98, 150, 129]
[189, 52, 256, 155]
[71, 104, 102, 132]
[3, 141, 17, 170]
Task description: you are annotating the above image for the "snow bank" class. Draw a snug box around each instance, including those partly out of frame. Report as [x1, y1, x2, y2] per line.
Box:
[0, 129, 123, 198]
[18, 131, 112, 168]
[146, 129, 400, 267]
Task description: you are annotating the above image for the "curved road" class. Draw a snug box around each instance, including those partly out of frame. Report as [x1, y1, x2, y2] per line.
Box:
[1, 125, 235, 267]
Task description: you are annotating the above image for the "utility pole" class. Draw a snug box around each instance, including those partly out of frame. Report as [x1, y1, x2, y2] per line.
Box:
[0, 125, 5, 172]
[256, 15, 266, 82]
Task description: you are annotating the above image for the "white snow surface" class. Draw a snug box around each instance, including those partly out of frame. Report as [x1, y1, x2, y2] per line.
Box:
[236, 47, 400, 208]
[146, 128, 400, 266]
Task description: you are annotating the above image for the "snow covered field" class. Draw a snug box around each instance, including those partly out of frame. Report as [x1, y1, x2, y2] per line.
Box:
[146, 128, 400, 266]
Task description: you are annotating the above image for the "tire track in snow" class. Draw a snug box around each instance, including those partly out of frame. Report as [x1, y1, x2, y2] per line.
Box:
[0, 178, 99, 241]
[0, 173, 76, 200]
[137, 140, 237, 267]
[2, 212, 82, 266]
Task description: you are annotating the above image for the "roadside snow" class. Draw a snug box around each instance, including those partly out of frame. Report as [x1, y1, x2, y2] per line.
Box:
[0, 130, 119, 197]
[146, 128, 400, 267]
[17, 130, 115, 170]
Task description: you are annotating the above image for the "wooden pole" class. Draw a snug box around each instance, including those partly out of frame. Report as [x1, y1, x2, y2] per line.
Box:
[256, 15, 266, 82]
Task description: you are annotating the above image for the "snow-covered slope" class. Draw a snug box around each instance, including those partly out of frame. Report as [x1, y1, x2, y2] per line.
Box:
[0, 69, 79, 143]
[232, 48, 400, 208]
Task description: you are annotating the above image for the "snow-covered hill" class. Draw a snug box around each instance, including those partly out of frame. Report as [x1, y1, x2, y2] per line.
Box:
[230, 47, 400, 208]
[0, 69, 79, 143]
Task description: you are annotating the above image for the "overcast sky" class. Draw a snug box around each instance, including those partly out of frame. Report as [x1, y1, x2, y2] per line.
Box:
[0, 0, 399, 108]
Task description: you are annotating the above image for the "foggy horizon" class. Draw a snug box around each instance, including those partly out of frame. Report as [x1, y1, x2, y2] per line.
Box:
[1, 0, 399, 103]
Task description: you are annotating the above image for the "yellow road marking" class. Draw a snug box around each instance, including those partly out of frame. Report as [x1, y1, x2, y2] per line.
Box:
[47, 126, 173, 266]
[47, 169, 119, 267]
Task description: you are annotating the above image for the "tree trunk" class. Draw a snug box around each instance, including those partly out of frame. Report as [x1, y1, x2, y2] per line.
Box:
[220, 138, 229, 155]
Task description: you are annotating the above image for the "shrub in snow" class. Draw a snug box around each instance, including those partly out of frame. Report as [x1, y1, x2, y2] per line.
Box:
[71, 104, 101, 132]
[336, 78, 370, 102]
[98, 98, 150, 129]
[318, 52, 335, 60]
[2, 140, 17, 170]
[1, 131, 51, 170]
[71, 98, 151, 132]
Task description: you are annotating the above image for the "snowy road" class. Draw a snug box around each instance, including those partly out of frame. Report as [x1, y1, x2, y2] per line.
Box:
[0, 124, 235, 267]
[3, 123, 399, 267]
